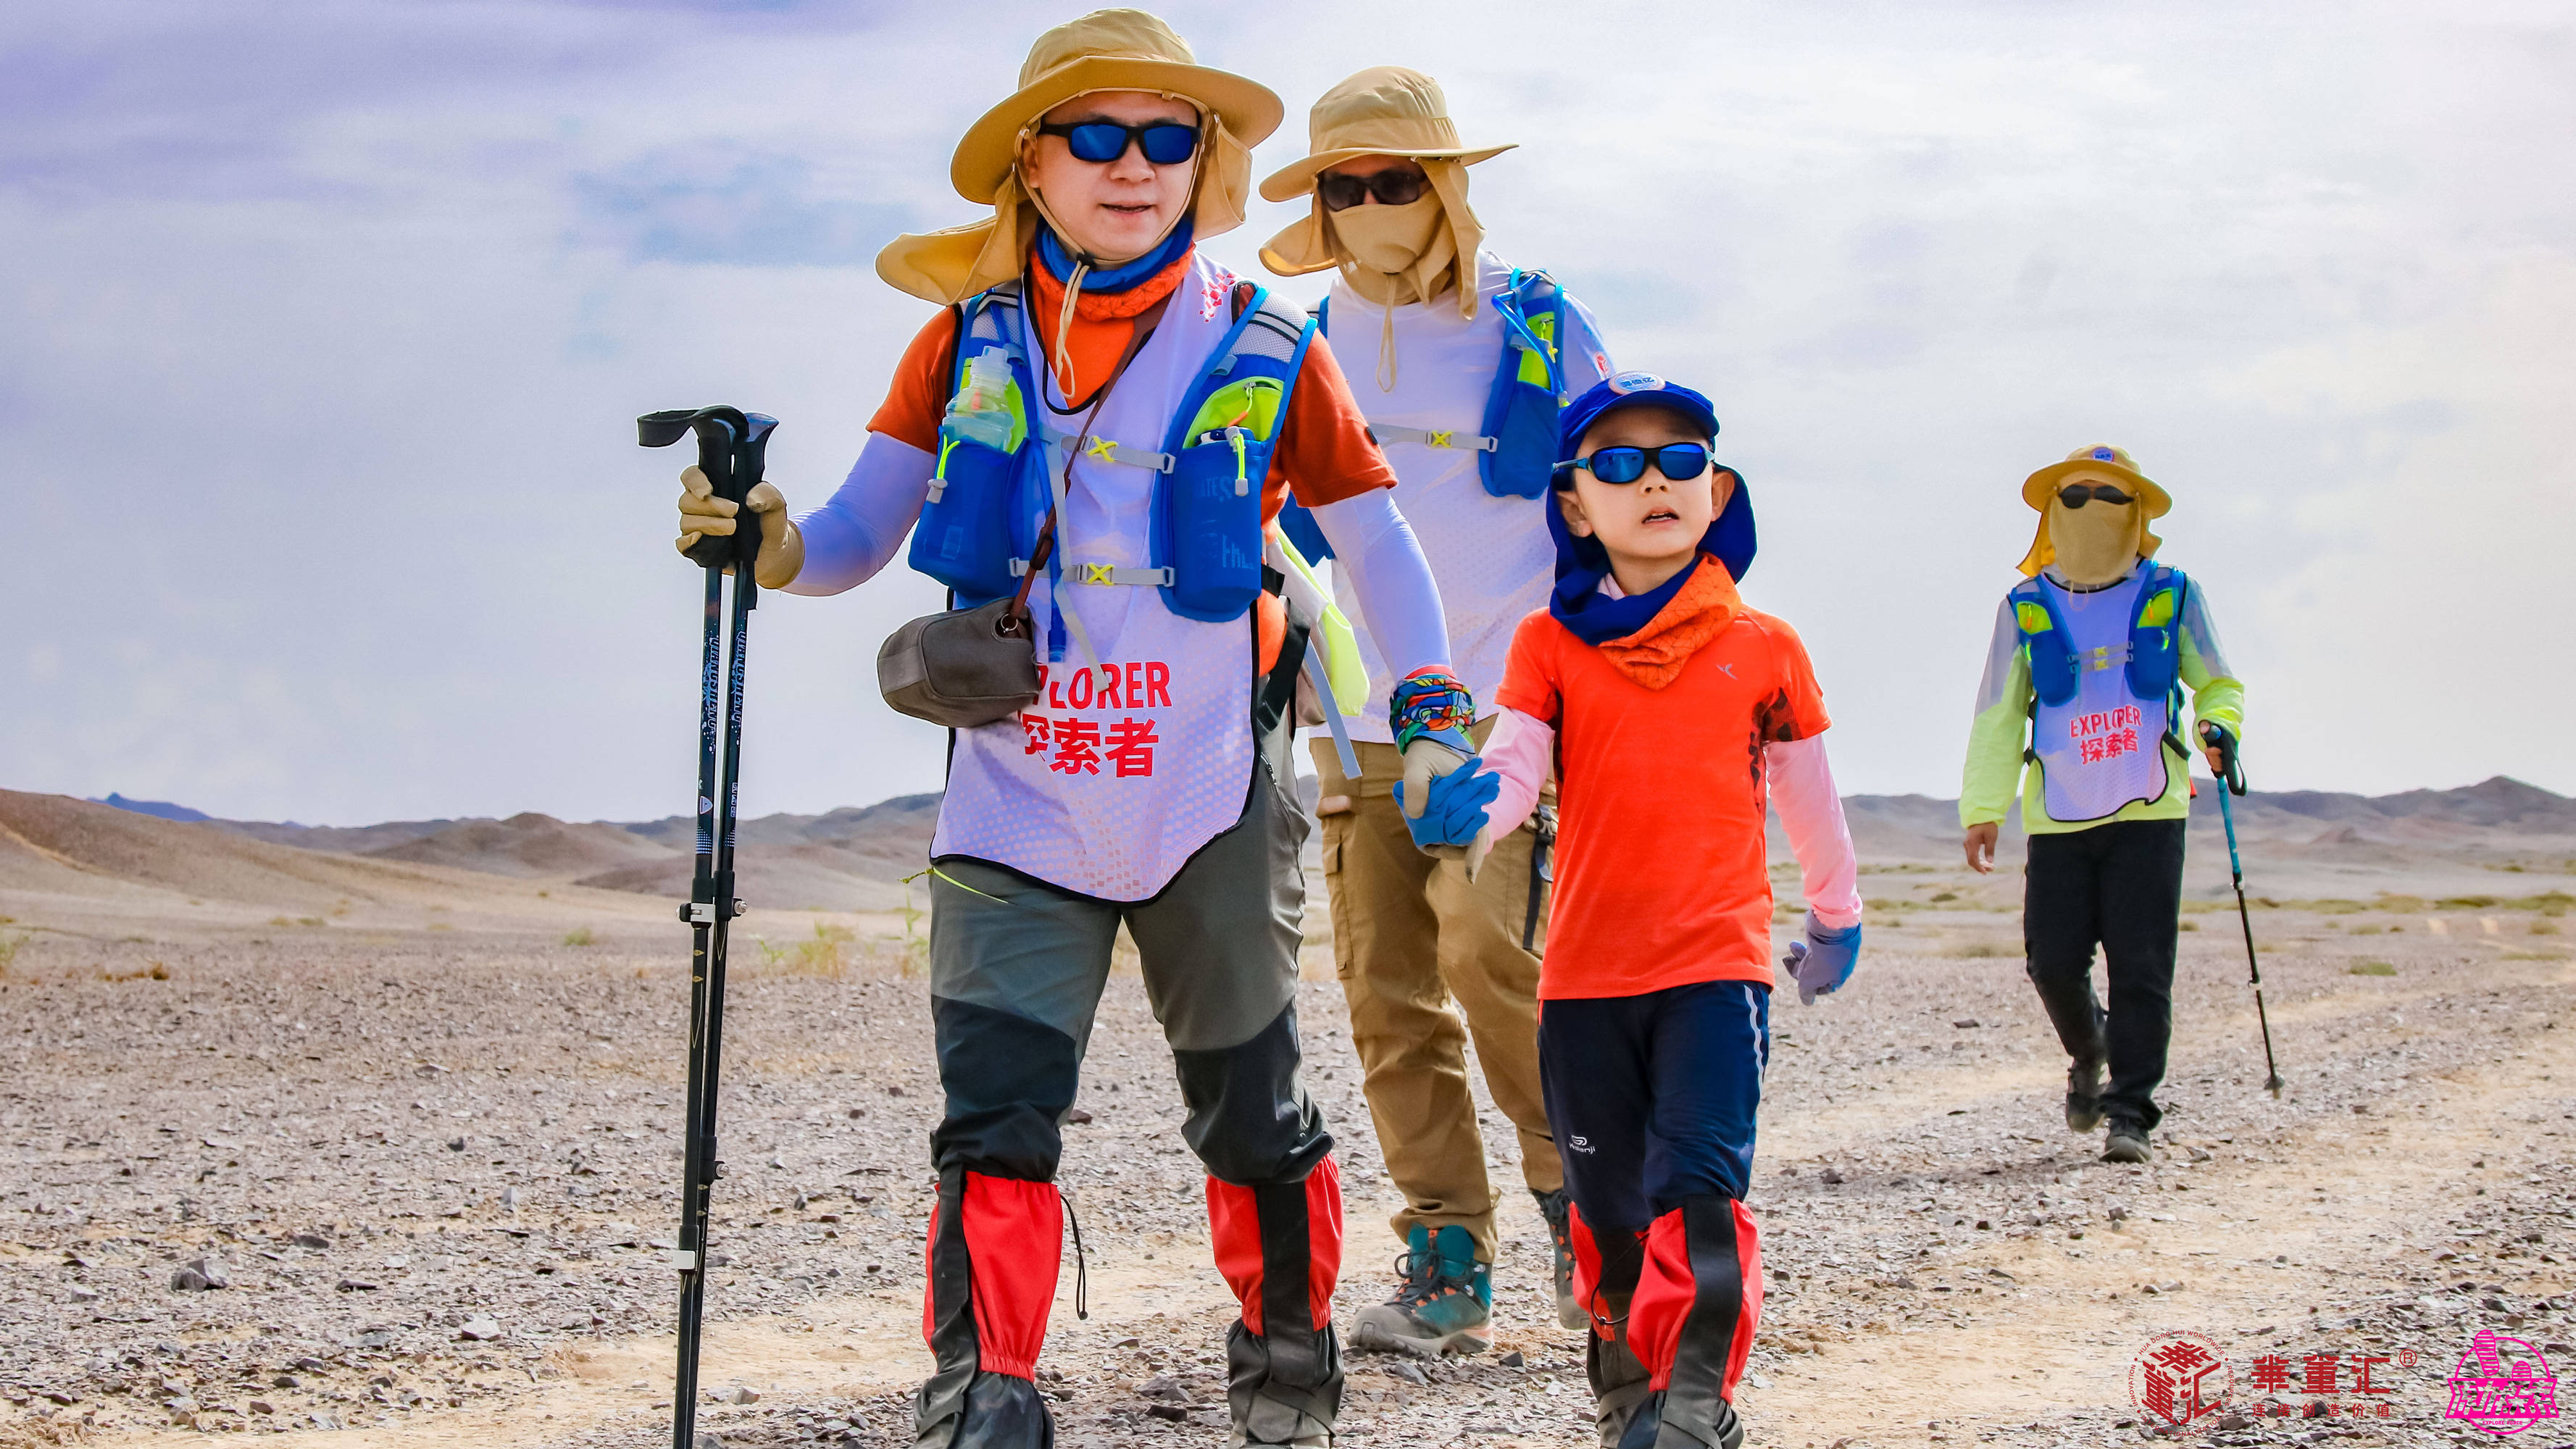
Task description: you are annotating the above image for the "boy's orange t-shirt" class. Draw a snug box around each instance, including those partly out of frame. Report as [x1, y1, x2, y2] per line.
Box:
[1494, 561, 1830, 1001]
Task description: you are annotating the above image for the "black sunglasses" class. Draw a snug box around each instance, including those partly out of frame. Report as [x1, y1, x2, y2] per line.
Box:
[1317, 167, 1429, 212]
[1036, 120, 1200, 166]
[1560, 443, 1711, 485]
[2057, 483, 2135, 509]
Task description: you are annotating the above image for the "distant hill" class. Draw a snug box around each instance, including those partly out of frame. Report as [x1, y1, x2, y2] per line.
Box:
[4, 789, 505, 913]
[365, 812, 679, 879]
[57, 774, 2568, 907]
[93, 793, 212, 824]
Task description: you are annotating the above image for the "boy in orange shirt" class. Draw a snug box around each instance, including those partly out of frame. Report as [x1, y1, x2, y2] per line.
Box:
[1396, 373, 1863, 1448]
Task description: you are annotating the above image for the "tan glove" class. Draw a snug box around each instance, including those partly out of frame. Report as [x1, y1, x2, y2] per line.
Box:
[675, 466, 803, 588]
[1398, 738, 1496, 882]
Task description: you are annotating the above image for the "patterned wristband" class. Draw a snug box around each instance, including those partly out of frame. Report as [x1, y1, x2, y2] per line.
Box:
[1389, 667, 1476, 753]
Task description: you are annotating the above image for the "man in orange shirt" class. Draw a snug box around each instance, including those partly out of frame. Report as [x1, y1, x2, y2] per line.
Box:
[667, 12, 1478, 1448]
[1399, 374, 1864, 1449]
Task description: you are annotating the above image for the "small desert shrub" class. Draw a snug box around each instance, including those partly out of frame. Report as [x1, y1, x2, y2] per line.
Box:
[2348, 961, 2396, 977]
[1953, 942, 2009, 959]
[751, 922, 859, 979]
[562, 927, 596, 948]
[2179, 920, 2199, 932]
[0, 932, 28, 975]
[2533, 919, 2561, 936]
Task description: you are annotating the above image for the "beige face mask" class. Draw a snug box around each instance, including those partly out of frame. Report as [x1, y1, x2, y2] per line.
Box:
[1328, 195, 1457, 391]
[1332, 196, 1446, 281]
[2046, 488, 2143, 587]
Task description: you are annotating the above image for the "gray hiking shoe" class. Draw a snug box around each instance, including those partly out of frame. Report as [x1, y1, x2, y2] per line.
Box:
[1586, 1324, 1651, 1449]
[2066, 1058, 2106, 1134]
[2103, 1122, 2154, 1164]
[1351, 1224, 1491, 1357]
[1535, 1188, 1584, 1330]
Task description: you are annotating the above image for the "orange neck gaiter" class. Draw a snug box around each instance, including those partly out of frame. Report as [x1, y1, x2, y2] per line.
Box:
[1025, 247, 1194, 406]
[1598, 556, 1743, 690]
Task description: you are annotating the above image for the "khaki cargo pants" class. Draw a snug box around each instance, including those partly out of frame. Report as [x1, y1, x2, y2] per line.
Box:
[1313, 731, 1563, 1264]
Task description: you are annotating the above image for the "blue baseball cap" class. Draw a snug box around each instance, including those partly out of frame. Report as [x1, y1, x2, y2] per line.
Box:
[1556, 371, 1720, 469]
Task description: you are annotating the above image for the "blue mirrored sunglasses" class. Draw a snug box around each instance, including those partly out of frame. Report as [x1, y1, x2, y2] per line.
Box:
[1560, 443, 1710, 485]
[1038, 120, 1201, 166]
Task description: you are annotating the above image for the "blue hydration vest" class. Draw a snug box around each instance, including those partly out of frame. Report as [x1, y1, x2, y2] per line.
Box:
[905, 277, 1319, 625]
[2012, 562, 2192, 756]
[1280, 268, 1572, 562]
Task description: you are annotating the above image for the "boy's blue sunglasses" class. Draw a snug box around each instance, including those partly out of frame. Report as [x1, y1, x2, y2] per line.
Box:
[1038, 120, 1201, 166]
[1559, 443, 1711, 485]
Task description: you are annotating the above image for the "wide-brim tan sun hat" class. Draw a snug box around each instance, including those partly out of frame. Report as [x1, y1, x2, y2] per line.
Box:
[951, 9, 1281, 203]
[2017, 443, 2170, 577]
[1256, 66, 1514, 203]
[875, 9, 1283, 305]
[2022, 443, 2172, 516]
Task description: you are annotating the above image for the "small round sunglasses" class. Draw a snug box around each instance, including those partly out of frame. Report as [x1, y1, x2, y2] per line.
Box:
[2056, 483, 2135, 509]
[1317, 167, 1430, 212]
[1038, 120, 1200, 166]
[1561, 443, 1711, 485]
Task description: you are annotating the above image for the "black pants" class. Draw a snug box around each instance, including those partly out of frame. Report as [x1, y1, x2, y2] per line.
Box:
[2022, 818, 2185, 1132]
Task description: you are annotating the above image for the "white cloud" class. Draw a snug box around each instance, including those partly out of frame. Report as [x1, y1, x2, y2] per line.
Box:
[5, 0, 2571, 822]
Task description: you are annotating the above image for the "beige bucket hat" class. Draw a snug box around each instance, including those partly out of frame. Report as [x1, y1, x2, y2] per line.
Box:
[875, 9, 1284, 305]
[1256, 67, 1509, 320]
[2017, 443, 2172, 577]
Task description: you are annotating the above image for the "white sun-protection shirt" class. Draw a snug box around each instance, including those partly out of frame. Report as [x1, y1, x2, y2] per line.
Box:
[1317, 251, 1614, 742]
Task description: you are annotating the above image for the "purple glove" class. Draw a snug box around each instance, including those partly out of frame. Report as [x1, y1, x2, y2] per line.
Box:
[1782, 911, 1862, 1006]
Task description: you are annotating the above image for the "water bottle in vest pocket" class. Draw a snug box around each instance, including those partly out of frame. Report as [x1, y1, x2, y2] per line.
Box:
[1478, 272, 1565, 499]
[911, 346, 1035, 606]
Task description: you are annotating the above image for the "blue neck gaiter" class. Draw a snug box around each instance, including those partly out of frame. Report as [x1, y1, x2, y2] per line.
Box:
[1036, 216, 1196, 293]
[1545, 478, 1759, 646]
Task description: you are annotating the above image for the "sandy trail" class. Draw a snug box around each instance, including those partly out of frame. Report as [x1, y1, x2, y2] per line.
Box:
[4, 854, 2572, 1448]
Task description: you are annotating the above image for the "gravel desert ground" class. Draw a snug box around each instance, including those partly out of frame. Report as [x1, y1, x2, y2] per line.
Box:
[4, 786, 2572, 1448]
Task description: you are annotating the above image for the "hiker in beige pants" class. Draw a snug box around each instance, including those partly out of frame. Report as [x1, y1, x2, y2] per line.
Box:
[1314, 726, 1576, 1353]
[1262, 66, 1614, 1354]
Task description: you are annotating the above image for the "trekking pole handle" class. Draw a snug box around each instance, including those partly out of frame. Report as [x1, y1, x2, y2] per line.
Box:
[641, 406, 778, 572]
[2197, 720, 2246, 797]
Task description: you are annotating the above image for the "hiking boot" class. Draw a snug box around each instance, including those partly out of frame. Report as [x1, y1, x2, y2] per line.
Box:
[1535, 1188, 1584, 1330]
[2066, 1057, 2106, 1134]
[1614, 1391, 1743, 1449]
[1350, 1224, 1491, 1357]
[2103, 1121, 2154, 1164]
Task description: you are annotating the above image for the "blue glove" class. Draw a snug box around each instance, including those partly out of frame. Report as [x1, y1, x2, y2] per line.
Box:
[1391, 759, 1501, 853]
[1782, 911, 1862, 1006]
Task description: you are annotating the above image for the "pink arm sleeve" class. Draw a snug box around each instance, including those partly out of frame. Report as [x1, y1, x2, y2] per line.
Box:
[1479, 707, 1554, 840]
[1767, 734, 1862, 929]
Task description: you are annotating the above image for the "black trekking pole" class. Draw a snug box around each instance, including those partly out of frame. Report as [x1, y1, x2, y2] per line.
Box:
[638, 406, 777, 1449]
[2201, 722, 2285, 1099]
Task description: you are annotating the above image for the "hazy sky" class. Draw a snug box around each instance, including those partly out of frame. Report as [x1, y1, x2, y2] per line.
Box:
[9, 1, 2572, 825]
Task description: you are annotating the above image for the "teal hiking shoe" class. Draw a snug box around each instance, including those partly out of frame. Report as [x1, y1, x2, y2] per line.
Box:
[1350, 1224, 1491, 1357]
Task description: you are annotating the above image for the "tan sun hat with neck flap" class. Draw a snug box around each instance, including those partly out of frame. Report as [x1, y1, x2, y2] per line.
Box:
[2017, 443, 2172, 579]
[874, 9, 1283, 306]
[1258, 66, 1511, 324]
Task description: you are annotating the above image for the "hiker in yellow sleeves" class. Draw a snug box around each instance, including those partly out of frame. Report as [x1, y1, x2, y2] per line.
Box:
[1959, 446, 2246, 1166]
[1262, 67, 1619, 1356]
